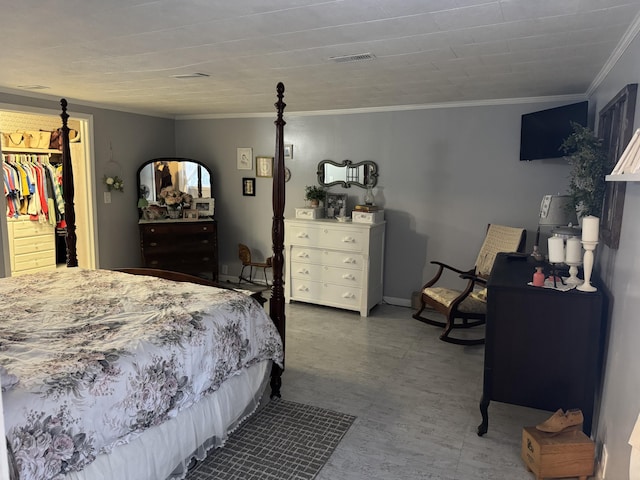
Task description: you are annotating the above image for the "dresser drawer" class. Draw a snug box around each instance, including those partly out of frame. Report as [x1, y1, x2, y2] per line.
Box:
[142, 235, 215, 253]
[140, 222, 215, 236]
[13, 250, 56, 273]
[290, 261, 364, 287]
[287, 224, 366, 252]
[13, 235, 55, 256]
[145, 255, 216, 271]
[289, 278, 362, 308]
[289, 246, 364, 270]
[10, 220, 54, 238]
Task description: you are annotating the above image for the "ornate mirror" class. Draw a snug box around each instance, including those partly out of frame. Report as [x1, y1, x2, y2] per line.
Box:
[317, 159, 378, 188]
[137, 157, 212, 202]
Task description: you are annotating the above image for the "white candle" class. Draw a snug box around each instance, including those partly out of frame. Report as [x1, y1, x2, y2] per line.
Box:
[565, 237, 582, 264]
[548, 237, 565, 263]
[582, 216, 600, 242]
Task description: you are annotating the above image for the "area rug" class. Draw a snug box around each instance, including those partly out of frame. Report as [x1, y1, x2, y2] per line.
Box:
[186, 399, 356, 480]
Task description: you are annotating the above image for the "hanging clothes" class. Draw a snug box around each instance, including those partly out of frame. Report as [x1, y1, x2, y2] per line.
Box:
[2, 153, 60, 223]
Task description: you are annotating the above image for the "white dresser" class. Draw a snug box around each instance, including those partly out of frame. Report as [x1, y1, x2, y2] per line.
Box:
[284, 218, 385, 316]
[7, 216, 57, 276]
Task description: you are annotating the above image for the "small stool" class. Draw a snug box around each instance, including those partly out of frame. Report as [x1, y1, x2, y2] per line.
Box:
[521, 426, 594, 480]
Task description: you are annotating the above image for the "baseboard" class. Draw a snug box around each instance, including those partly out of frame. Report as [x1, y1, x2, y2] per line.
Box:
[218, 273, 270, 287]
[383, 296, 412, 308]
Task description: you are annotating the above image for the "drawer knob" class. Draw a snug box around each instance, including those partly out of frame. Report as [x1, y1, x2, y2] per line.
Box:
[150, 228, 155, 233]
[150, 242, 157, 247]
[202, 227, 208, 231]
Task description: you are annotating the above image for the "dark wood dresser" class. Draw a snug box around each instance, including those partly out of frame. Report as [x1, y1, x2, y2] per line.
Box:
[138, 219, 218, 281]
[478, 253, 606, 437]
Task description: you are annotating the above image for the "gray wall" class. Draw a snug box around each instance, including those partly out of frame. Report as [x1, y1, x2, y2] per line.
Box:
[588, 32, 640, 480]
[177, 103, 574, 300]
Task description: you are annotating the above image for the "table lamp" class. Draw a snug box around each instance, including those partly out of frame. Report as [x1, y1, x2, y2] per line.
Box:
[531, 194, 579, 261]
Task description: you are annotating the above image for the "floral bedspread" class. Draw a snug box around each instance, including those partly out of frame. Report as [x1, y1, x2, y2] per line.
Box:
[0, 269, 283, 480]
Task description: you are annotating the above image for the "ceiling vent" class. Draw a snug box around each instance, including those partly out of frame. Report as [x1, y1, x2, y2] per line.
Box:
[17, 85, 50, 90]
[171, 73, 210, 79]
[329, 53, 376, 63]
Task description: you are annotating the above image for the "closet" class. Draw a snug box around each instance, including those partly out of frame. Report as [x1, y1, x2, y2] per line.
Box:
[1, 109, 94, 274]
[3, 147, 63, 276]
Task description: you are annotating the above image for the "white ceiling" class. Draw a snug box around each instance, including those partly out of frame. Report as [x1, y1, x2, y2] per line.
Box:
[2, 0, 640, 117]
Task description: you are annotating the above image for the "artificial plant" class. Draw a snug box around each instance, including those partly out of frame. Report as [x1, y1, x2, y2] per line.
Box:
[304, 185, 326, 204]
[560, 122, 610, 217]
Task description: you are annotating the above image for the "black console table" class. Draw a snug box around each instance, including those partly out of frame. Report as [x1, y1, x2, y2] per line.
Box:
[477, 253, 605, 436]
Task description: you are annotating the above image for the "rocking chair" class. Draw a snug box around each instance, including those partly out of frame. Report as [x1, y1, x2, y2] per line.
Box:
[413, 224, 526, 345]
[238, 243, 272, 286]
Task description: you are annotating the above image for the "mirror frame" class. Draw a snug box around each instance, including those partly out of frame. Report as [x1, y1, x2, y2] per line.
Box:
[136, 157, 212, 202]
[316, 159, 378, 189]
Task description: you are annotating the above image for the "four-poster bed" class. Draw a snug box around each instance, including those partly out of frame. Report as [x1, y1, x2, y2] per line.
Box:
[2, 84, 288, 480]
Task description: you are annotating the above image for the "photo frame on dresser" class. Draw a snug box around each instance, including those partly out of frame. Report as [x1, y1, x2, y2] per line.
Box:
[325, 193, 347, 218]
[193, 198, 215, 217]
[183, 209, 199, 220]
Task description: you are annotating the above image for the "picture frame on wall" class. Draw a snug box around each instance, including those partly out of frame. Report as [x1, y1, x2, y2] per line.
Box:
[243, 178, 256, 196]
[237, 147, 253, 170]
[256, 156, 274, 178]
[325, 193, 348, 218]
[284, 144, 293, 160]
[598, 83, 637, 249]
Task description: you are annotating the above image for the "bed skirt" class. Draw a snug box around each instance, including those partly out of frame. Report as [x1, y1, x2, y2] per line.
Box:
[63, 360, 271, 480]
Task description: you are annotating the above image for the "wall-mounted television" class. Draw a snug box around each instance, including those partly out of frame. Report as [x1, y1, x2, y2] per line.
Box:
[519, 101, 588, 161]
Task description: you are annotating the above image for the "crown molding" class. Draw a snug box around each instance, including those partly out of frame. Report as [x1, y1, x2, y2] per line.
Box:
[587, 10, 640, 97]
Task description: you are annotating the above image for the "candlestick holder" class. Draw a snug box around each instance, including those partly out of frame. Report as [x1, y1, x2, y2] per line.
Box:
[565, 260, 582, 285]
[577, 240, 598, 292]
[549, 263, 565, 288]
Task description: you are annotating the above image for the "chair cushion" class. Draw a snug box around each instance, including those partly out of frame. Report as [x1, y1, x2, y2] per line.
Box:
[423, 287, 487, 314]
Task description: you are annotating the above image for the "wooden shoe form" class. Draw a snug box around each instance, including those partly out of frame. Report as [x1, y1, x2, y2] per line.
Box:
[536, 408, 584, 434]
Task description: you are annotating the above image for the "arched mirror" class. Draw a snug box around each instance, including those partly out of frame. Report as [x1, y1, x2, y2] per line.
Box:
[317, 159, 378, 188]
[137, 157, 212, 202]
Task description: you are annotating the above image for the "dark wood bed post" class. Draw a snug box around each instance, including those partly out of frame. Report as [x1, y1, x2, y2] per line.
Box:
[60, 99, 78, 267]
[269, 82, 286, 398]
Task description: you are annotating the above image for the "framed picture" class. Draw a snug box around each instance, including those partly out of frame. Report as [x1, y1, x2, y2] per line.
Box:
[237, 147, 253, 170]
[183, 209, 199, 220]
[193, 197, 215, 217]
[256, 156, 274, 178]
[243, 177, 256, 196]
[325, 193, 348, 218]
[598, 83, 637, 249]
[284, 144, 293, 160]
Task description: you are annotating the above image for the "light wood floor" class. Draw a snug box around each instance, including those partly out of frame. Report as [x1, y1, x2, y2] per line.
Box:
[280, 301, 549, 480]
